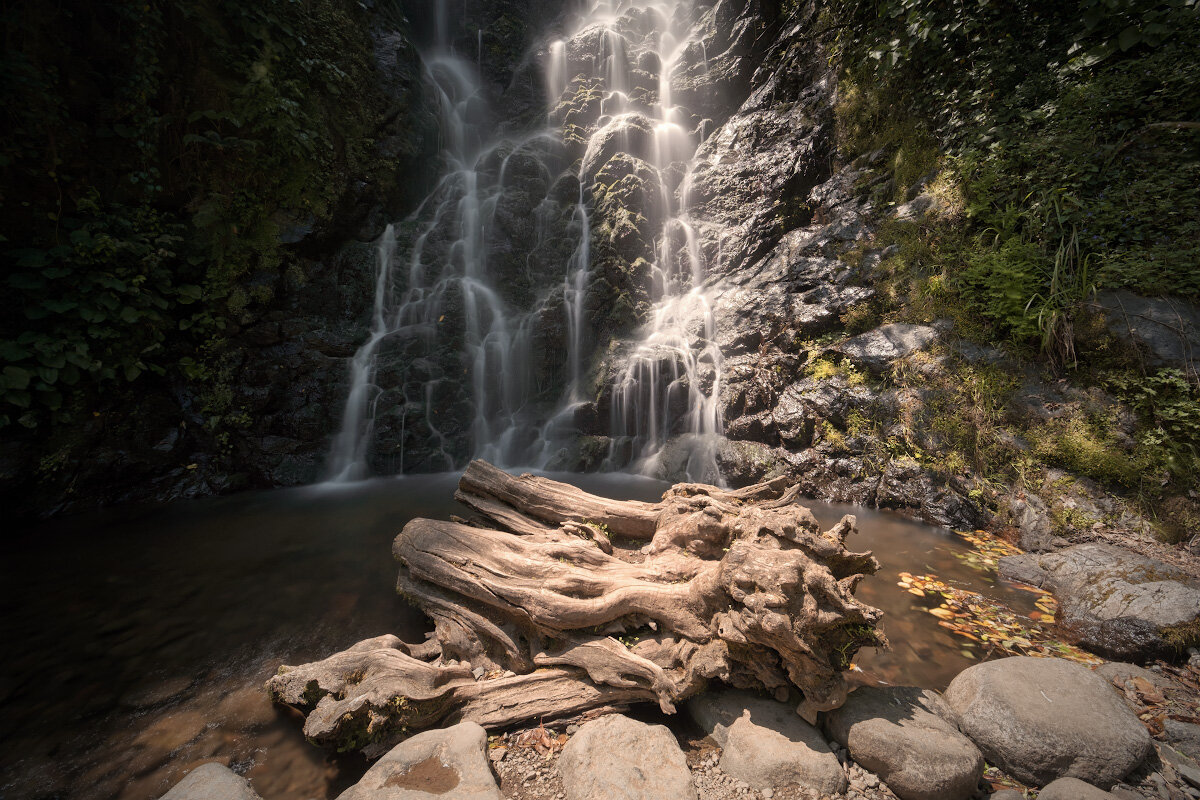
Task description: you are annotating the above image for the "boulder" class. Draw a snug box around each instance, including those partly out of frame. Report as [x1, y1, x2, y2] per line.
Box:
[160, 763, 262, 800]
[688, 690, 846, 796]
[824, 686, 983, 800]
[1037, 776, 1119, 799]
[558, 714, 696, 800]
[831, 324, 939, 374]
[336, 721, 501, 800]
[1097, 291, 1200, 369]
[943, 656, 1152, 788]
[999, 543, 1200, 659]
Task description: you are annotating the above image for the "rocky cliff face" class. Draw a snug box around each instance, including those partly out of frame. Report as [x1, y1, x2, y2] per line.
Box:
[17, 0, 1195, 543]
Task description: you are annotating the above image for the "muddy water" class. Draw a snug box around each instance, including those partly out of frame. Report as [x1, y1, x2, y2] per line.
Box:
[1, 473, 1035, 800]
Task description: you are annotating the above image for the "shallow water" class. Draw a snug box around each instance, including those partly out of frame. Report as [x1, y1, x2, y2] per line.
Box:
[1, 471, 1036, 799]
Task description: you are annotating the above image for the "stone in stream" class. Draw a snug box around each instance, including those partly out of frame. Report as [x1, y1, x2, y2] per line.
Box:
[558, 714, 696, 800]
[943, 656, 1152, 788]
[824, 686, 983, 800]
[159, 763, 262, 800]
[687, 690, 847, 796]
[1037, 776, 1121, 799]
[999, 543, 1200, 660]
[336, 721, 500, 800]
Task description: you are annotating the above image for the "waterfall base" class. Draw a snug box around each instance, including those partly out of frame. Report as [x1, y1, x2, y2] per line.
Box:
[267, 460, 884, 754]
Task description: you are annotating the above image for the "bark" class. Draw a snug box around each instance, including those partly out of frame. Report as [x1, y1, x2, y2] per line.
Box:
[268, 460, 884, 753]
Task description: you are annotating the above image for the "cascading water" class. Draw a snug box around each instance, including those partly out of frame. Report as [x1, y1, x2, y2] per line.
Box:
[580, 0, 725, 483]
[327, 0, 727, 483]
[326, 4, 585, 479]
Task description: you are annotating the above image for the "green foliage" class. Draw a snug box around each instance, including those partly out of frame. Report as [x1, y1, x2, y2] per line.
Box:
[828, 0, 1200, 364]
[804, 356, 867, 386]
[0, 0, 395, 431]
[1106, 368, 1200, 482]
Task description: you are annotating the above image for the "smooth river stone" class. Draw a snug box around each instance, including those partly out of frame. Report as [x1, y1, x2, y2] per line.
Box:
[1037, 776, 1120, 799]
[336, 721, 500, 800]
[825, 686, 983, 800]
[160, 763, 262, 800]
[558, 714, 696, 800]
[943, 656, 1151, 787]
[688, 689, 847, 796]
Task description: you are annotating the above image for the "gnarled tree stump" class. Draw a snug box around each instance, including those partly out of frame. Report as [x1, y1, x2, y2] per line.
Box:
[268, 461, 884, 755]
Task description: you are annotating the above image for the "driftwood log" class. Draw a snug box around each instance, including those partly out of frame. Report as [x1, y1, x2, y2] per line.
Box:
[268, 461, 884, 755]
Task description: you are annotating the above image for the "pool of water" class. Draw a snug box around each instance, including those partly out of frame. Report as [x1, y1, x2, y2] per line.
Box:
[0, 471, 1037, 800]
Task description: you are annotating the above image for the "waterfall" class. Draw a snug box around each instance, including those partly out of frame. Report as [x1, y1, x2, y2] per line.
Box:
[327, 0, 725, 483]
[591, 0, 724, 484]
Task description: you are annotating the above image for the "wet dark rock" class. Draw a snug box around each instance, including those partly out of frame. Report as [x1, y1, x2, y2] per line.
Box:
[825, 686, 983, 800]
[687, 17, 835, 278]
[159, 763, 261, 800]
[943, 656, 1152, 787]
[581, 114, 658, 184]
[999, 544, 1200, 660]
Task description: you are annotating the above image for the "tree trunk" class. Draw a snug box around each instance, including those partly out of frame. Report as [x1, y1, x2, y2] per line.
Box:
[268, 460, 884, 754]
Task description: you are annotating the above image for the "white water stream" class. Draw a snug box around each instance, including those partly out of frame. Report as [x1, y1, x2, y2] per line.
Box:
[327, 0, 724, 483]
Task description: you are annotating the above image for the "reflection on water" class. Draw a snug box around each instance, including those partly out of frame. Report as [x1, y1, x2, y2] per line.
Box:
[1, 472, 1035, 799]
[804, 502, 1040, 689]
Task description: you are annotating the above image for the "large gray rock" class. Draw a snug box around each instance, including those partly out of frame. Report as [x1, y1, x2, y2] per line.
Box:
[688, 690, 846, 796]
[1098, 291, 1200, 369]
[824, 686, 983, 800]
[336, 721, 501, 800]
[831, 324, 939, 374]
[1037, 776, 1119, 799]
[999, 543, 1200, 659]
[160, 763, 262, 800]
[943, 656, 1152, 787]
[558, 714, 696, 800]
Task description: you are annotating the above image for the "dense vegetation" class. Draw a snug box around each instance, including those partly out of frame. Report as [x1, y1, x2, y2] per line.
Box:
[822, 0, 1199, 520]
[0, 0, 407, 437]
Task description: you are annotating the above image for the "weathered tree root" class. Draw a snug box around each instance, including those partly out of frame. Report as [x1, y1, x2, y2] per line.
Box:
[268, 460, 884, 755]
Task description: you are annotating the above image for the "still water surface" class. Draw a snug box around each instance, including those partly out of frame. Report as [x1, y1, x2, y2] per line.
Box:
[0, 471, 1035, 799]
